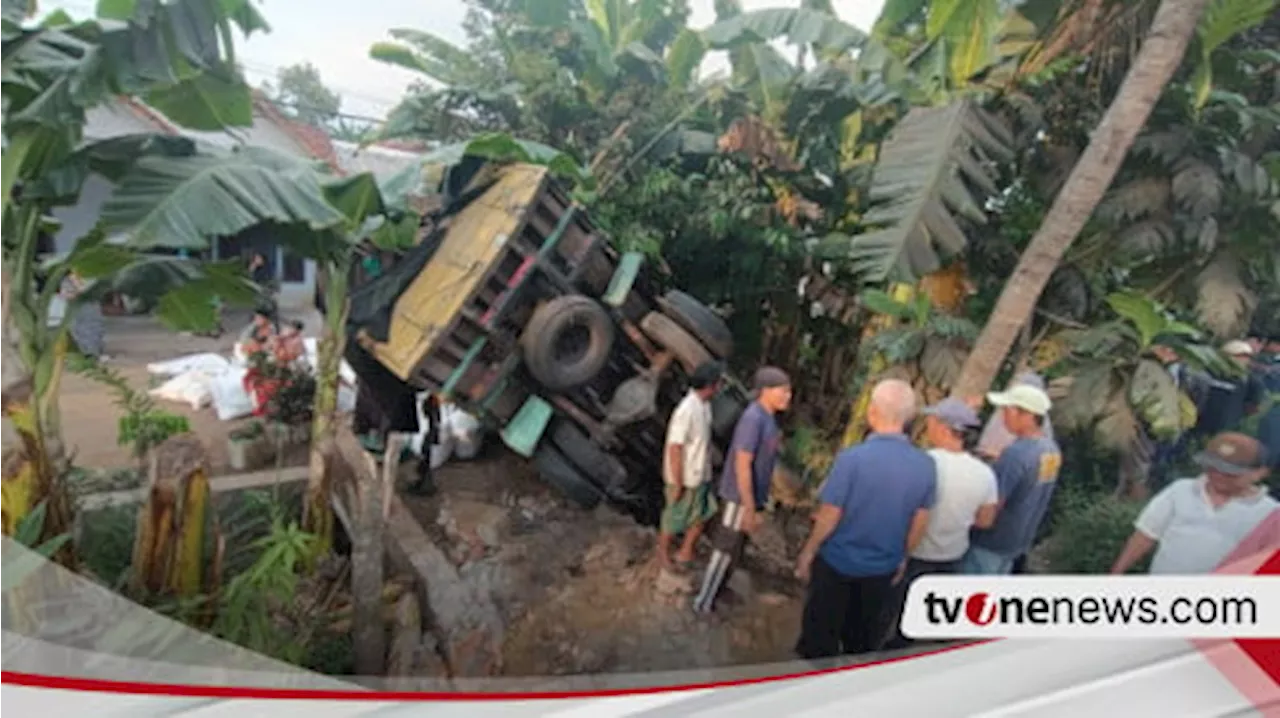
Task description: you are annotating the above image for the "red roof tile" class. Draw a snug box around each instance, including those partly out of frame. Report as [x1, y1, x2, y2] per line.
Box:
[250, 90, 344, 174]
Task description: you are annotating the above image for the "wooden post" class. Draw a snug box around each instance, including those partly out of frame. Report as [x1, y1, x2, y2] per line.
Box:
[347, 429, 402, 676]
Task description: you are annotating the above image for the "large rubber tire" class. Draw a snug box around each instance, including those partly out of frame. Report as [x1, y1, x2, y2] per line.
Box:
[639, 311, 712, 374]
[659, 290, 733, 359]
[548, 420, 629, 492]
[711, 391, 746, 441]
[521, 295, 616, 392]
[533, 443, 604, 510]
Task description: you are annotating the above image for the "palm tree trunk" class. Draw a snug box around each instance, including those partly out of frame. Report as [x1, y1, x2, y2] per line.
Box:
[951, 0, 1212, 402]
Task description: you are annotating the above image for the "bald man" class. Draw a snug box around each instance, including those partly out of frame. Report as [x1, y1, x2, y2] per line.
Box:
[794, 379, 937, 660]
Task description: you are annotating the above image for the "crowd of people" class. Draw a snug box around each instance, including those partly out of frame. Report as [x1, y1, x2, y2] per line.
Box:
[657, 336, 1279, 662]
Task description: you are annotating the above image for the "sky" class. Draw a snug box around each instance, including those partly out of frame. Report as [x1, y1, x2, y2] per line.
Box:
[42, 0, 886, 121]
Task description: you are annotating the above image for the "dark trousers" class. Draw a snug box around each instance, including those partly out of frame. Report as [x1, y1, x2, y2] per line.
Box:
[795, 555, 895, 660]
[880, 557, 959, 650]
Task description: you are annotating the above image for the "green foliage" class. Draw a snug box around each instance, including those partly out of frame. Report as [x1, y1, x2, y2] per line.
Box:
[11, 499, 72, 558]
[247, 354, 317, 428]
[268, 62, 342, 129]
[71, 358, 190, 461]
[1043, 491, 1147, 575]
[210, 492, 321, 663]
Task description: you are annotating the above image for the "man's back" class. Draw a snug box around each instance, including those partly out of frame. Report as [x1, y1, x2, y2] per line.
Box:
[914, 449, 998, 562]
[817, 434, 937, 577]
[971, 435, 1062, 557]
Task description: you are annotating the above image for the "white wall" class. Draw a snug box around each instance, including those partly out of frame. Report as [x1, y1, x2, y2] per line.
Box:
[70, 99, 319, 309]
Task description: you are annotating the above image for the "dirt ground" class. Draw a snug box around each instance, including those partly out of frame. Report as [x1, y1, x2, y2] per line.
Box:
[48, 309, 324, 473]
[44, 311, 820, 676]
[400, 451, 811, 677]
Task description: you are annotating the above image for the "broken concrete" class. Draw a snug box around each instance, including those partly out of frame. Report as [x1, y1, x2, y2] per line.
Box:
[383, 494, 506, 677]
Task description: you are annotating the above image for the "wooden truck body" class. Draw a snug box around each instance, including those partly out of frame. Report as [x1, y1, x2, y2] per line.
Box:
[356, 162, 750, 521]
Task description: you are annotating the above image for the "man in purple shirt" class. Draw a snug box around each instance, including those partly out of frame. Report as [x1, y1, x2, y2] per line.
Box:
[692, 366, 792, 613]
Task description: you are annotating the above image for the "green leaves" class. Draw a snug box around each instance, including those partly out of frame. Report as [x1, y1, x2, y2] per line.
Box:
[701, 7, 866, 52]
[837, 99, 1014, 283]
[1128, 358, 1187, 438]
[100, 146, 347, 249]
[11, 500, 71, 557]
[419, 133, 590, 184]
[145, 67, 253, 130]
[1191, 0, 1279, 110]
[925, 0, 1001, 86]
[369, 28, 483, 86]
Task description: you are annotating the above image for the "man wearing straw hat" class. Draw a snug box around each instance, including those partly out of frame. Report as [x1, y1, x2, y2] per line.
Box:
[692, 366, 792, 614]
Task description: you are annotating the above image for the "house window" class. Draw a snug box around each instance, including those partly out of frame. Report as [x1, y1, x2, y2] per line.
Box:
[282, 250, 306, 283]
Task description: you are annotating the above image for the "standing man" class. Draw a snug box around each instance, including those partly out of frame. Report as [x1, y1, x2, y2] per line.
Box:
[1249, 335, 1280, 481]
[657, 361, 724, 571]
[793, 379, 936, 660]
[962, 384, 1062, 575]
[248, 251, 278, 316]
[881, 397, 997, 650]
[1197, 340, 1264, 436]
[692, 367, 792, 614]
[407, 393, 442, 497]
[1111, 432, 1276, 575]
[975, 371, 1055, 462]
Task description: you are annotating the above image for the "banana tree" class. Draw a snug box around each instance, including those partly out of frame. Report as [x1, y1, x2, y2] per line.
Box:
[0, 0, 276, 553]
[1048, 291, 1239, 495]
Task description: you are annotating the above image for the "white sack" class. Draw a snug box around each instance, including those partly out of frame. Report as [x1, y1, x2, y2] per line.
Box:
[148, 371, 214, 411]
[209, 367, 253, 421]
[147, 352, 230, 378]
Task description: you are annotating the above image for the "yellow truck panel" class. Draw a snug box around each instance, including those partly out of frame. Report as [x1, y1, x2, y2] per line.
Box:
[368, 163, 551, 380]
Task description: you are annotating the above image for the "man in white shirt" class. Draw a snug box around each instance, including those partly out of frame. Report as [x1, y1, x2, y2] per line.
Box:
[1111, 432, 1277, 575]
[882, 397, 998, 649]
[658, 362, 724, 571]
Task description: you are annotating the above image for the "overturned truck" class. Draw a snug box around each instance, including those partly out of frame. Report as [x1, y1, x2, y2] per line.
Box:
[339, 159, 750, 524]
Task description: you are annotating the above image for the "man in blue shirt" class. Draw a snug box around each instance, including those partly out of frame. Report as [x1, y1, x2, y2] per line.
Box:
[794, 379, 937, 660]
[963, 384, 1063, 575]
[692, 366, 792, 614]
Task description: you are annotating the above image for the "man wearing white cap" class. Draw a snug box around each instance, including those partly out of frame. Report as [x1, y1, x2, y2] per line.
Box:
[975, 371, 1055, 462]
[962, 384, 1063, 575]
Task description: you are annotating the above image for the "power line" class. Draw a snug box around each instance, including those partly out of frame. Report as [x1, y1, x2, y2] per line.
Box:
[266, 98, 390, 127]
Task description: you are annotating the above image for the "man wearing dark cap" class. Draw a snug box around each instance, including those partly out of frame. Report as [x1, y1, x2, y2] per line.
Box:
[692, 366, 792, 613]
[658, 361, 725, 571]
[1111, 432, 1277, 575]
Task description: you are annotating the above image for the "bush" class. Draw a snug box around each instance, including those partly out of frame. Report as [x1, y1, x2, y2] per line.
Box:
[1043, 491, 1148, 574]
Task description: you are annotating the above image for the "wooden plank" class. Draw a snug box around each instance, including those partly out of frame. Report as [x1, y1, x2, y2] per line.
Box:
[370, 165, 550, 380]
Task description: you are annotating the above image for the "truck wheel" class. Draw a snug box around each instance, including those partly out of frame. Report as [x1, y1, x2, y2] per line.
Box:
[639, 312, 711, 374]
[658, 290, 734, 359]
[711, 391, 746, 440]
[533, 444, 604, 510]
[521, 295, 616, 392]
[549, 420, 629, 492]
